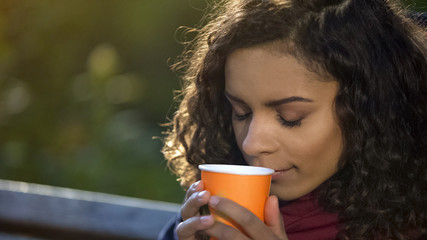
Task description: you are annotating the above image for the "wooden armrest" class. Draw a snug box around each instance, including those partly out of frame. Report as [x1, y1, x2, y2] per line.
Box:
[0, 180, 180, 240]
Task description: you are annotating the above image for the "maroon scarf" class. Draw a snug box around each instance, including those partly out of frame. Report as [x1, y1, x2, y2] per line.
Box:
[279, 192, 339, 240]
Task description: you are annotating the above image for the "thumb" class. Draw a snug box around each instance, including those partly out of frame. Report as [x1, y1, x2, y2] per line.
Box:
[265, 195, 288, 240]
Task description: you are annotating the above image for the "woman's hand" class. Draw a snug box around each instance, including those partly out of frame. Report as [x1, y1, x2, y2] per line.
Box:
[176, 181, 215, 239]
[176, 180, 288, 240]
[202, 195, 288, 240]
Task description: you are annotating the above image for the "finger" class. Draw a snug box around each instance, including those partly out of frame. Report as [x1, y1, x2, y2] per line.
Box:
[208, 196, 278, 239]
[181, 190, 211, 220]
[185, 181, 204, 201]
[203, 222, 250, 240]
[265, 196, 288, 240]
[176, 215, 215, 240]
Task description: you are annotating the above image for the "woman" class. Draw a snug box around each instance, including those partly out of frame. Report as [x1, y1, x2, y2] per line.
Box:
[160, 0, 427, 239]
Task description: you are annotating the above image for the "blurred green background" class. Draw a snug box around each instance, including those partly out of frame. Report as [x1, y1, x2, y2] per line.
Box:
[0, 0, 425, 204]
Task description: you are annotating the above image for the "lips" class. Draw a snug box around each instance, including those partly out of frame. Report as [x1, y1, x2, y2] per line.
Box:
[271, 167, 294, 180]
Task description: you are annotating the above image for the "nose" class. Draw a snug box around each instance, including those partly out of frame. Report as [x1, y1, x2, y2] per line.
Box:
[240, 115, 277, 157]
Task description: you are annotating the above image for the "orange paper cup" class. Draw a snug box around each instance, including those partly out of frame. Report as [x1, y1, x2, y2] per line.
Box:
[199, 164, 274, 231]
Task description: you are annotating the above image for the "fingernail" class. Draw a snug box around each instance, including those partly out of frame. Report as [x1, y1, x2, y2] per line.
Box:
[209, 196, 219, 207]
[200, 215, 213, 224]
[197, 190, 207, 199]
[193, 181, 200, 189]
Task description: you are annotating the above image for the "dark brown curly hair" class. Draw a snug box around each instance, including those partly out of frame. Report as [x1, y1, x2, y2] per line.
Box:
[162, 0, 427, 239]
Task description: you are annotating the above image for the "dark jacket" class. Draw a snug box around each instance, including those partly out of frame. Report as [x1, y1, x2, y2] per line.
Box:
[157, 213, 181, 240]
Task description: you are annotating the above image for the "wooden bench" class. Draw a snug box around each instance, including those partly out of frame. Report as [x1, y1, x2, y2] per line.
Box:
[0, 179, 180, 240]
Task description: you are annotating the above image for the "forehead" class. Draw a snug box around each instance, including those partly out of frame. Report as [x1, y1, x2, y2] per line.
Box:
[224, 46, 336, 101]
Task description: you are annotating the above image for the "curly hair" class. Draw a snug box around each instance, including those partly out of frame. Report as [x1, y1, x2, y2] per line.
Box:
[162, 0, 427, 239]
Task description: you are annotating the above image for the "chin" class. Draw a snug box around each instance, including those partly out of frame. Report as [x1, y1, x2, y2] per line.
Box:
[272, 188, 302, 201]
[271, 183, 314, 201]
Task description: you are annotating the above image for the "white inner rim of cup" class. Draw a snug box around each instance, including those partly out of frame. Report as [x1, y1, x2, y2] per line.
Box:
[198, 164, 274, 175]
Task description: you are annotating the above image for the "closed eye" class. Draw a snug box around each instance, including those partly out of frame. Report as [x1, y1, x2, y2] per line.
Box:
[233, 111, 252, 121]
[277, 114, 302, 128]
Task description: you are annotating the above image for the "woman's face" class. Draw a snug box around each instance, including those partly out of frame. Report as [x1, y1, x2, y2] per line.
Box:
[224, 46, 343, 200]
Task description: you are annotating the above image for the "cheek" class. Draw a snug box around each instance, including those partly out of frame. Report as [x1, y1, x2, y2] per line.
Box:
[232, 120, 246, 147]
[290, 119, 343, 170]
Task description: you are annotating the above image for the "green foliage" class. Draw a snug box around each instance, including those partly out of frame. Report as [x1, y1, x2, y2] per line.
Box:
[0, 0, 208, 203]
[401, 0, 427, 10]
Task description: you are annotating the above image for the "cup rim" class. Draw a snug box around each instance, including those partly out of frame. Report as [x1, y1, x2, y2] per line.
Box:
[198, 164, 274, 175]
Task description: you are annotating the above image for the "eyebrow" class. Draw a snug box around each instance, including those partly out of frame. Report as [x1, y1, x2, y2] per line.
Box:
[224, 91, 313, 107]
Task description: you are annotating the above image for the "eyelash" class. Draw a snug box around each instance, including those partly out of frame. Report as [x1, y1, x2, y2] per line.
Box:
[233, 112, 251, 121]
[232, 111, 302, 128]
[277, 114, 302, 128]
